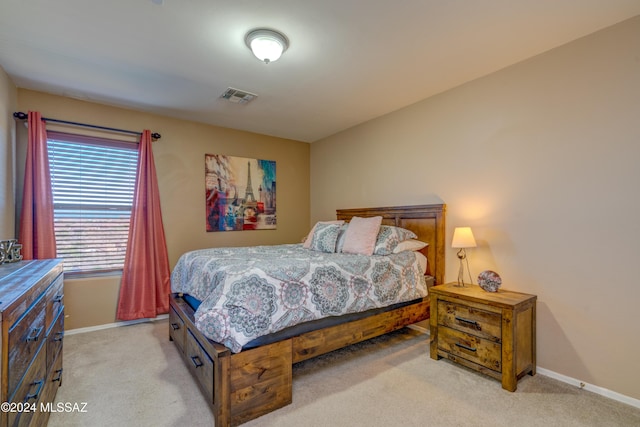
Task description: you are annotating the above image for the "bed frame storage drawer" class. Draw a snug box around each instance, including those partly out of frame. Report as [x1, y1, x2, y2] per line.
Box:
[169, 306, 186, 353]
[186, 328, 215, 403]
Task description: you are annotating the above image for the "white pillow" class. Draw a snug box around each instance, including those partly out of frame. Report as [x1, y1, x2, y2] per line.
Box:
[393, 239, 428, 253]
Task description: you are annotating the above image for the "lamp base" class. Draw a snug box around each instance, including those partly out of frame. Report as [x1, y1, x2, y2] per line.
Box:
[456, 248, 467, 287]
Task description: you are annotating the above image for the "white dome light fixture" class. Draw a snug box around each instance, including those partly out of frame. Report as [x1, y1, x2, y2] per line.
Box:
[245, 28, 289, 64]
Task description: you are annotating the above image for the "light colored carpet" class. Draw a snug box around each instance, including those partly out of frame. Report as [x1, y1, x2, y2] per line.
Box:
[48, 320, 640, 427]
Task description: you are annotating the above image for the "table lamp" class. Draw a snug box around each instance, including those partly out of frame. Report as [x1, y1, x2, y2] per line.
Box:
[451, 227, 477, 286]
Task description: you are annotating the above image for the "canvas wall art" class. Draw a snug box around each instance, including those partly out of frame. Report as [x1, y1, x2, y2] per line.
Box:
[205, 154, 276, 231]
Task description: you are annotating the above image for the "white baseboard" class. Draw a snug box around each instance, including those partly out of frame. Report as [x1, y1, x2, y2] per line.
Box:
[536, 367, 640, 409]
[64, 314, 168, 336]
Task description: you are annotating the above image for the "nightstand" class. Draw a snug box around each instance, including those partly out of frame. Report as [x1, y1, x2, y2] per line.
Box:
[429, 282, 536, 391]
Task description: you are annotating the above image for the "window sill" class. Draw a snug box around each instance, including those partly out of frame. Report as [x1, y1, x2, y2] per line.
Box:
[64, 270, 123, 280]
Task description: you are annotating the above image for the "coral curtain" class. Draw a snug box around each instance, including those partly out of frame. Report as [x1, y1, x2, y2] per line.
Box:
[117, 130, 171, 320]
[19, 111, 57, 260]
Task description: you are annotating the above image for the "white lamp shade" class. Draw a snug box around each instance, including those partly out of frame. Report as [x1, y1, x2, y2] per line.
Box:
[452, 227, 477, 248]
[245, 29, 289, 64]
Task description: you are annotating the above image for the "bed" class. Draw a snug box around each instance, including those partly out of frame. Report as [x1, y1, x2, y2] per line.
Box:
[169, 203, 445, 426]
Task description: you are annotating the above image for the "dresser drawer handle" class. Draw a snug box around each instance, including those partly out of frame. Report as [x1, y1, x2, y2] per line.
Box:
[53, 294, 64, 303]
[455, 342, 477, 352]
[26, 326, 44, 342]
[26, 379, 44, 401]
[53, 368, 63, 383]
[170, 323, 181, 331]
[54, 331, 64, 342]
[190, 355, 204, 368]
[455, 316, 482, 330]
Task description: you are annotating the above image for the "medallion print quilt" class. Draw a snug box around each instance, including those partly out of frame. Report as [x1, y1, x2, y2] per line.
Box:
[171, 244, 428, 353]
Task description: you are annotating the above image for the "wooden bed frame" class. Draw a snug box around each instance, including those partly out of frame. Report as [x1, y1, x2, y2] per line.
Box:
[169, 203, 445, 426]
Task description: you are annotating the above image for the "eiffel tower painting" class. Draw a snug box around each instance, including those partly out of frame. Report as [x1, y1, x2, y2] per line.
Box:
[244, 161, 256, 202]
[204, 154, 276, 232]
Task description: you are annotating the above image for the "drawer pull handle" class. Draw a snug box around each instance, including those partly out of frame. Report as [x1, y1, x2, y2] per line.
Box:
[54, 331, 64, 342]
[26, 326, 43, 342]
[190, 355, 203, 368]
[26, 379, 44, 401]
[53, 294, 64, 303]
[455, 342, 477, 352]
[53, 368, 63, 383]
[455, 316, 481, 330]
[170, 323, 181, 331]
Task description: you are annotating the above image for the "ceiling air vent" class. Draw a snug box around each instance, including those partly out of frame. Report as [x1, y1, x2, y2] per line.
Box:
[220, 88, 258, 104]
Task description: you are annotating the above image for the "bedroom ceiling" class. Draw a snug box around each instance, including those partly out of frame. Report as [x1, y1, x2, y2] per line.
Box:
[1, 1, 639, 143]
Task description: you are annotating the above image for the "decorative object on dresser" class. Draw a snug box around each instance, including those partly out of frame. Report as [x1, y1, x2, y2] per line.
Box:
[429, 282, 536, 391]
[0, 259, 64, 426]
[451, 227, 476, 286]
[169, 204, 445, 426]
[477, 270, 502, 292]
[0, 239, 23, 264]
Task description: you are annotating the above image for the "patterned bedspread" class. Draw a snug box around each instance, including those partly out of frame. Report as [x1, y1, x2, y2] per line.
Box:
[170, 244, 428, 353]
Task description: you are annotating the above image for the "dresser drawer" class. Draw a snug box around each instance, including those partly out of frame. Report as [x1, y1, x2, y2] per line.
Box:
[169, 305, 186, 354]
[437, 326, 501, 372]
[44, 274, 64, 333]
[437, 301, 501, 341]
[40, 349, 64, 418]
[8, 296, 47, 397]
[47, 310, 64, 371]
[8, 344, 47, 427]
[186, 328, 214, 403]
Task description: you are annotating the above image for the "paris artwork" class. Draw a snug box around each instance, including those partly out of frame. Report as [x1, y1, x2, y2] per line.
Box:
[205, 154, 276, 231]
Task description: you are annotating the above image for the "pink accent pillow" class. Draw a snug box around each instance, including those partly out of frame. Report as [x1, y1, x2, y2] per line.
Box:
[303, 220, 344, 249]
[341, 216, 383, 256]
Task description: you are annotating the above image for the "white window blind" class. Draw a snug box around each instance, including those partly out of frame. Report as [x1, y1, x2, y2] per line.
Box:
[47, 132, 139, 274]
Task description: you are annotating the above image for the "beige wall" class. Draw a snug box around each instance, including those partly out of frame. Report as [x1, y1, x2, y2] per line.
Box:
[311, 17, 640, 400]
[16, 90, 310, 330]
[0, 66, 17, 238]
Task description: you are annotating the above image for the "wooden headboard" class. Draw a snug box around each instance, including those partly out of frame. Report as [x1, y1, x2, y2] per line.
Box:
[336, 204, 446, 286]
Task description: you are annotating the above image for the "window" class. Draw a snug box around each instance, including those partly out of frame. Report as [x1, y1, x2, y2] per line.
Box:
[47, 132, 138, 274]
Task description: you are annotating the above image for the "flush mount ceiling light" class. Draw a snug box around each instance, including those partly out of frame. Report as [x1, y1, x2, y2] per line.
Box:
[245, 28, 289, 64]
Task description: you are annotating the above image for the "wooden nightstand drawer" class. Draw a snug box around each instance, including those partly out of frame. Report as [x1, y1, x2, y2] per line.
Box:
[437, 326, 501, 372]
[437, 301, 501, 342]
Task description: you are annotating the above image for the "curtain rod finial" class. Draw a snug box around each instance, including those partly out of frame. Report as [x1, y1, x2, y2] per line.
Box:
[13, 112, 28, 120]
[151, 132, 161, 141]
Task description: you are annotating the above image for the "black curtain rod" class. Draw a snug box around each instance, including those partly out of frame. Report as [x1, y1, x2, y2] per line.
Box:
[13, 112, 161, 140]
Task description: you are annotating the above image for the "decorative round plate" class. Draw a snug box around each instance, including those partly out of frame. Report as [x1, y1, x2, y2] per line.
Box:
[478, 270, 502, 292]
